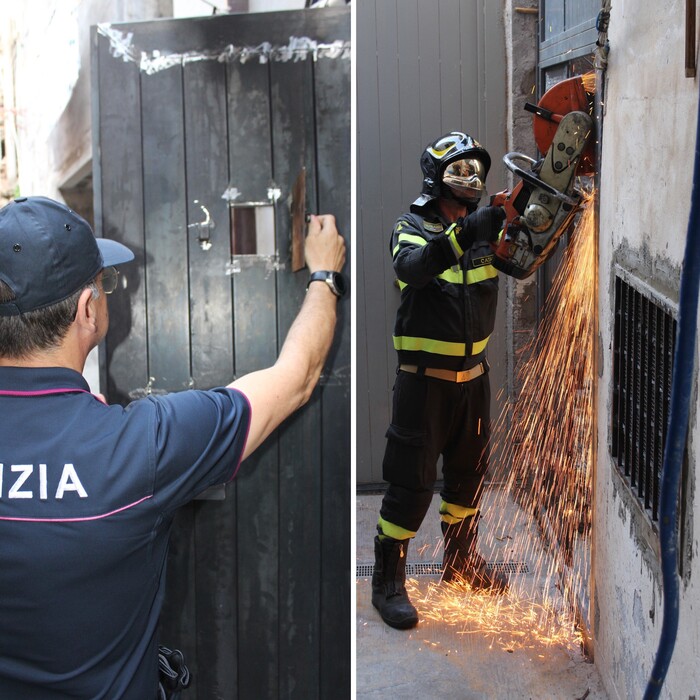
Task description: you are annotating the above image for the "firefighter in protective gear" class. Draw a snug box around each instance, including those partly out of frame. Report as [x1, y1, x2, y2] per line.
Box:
[372, 132, 509, 631]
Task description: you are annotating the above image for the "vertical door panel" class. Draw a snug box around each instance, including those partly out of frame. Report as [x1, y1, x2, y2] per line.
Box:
[183, 59, 239, 700]
[142, 66, 191, 392]
[270, 57, 321, 698]
[315, 50, 351, 697]
[184, 60, 234, 389]
[227, 57, 281, 700]
[227, 60, 273, 205]
[96, 38, 148, 404]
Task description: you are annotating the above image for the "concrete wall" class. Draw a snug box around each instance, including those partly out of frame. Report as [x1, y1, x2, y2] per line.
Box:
[594, 0, 700, 695]
[504, 0, 538, 401]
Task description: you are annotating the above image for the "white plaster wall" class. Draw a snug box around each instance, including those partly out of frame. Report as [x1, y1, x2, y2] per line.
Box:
[6, 0, 83, 199]
[5, 0, 173, 199]
[595, 0, 700, 696]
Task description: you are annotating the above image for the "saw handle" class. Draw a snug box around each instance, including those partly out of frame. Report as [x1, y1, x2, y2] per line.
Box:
[523, 102, 563, 124]
[502, 152, 578, 206]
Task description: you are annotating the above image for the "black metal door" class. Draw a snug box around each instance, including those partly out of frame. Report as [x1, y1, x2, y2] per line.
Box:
[92, 9, 350, 699]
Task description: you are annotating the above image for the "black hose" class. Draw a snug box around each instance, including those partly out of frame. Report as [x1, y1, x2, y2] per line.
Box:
[644, 86, 700, 699]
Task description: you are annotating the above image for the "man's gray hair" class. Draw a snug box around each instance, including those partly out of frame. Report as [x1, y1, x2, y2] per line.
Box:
[0, 278, 99, 358]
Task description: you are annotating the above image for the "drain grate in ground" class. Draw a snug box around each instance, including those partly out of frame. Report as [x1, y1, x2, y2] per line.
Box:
[356, 561, 529, 578]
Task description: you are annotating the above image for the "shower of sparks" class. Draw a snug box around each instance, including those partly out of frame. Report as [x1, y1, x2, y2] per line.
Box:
[407, 194, 597, 653]
[489, 193, 596, 606]
[406, 576, 582, 652]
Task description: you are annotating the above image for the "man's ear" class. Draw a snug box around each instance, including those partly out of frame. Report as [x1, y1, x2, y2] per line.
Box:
[75, 286, 98, 331]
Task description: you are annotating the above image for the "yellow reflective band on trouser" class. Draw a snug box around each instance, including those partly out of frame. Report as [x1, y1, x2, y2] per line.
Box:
[466, 264, 498, 285]
[378, 516, 416, 541]
[439, 500, 479, 525]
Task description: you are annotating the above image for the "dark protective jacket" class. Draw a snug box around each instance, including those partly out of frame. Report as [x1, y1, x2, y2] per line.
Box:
[390, 204, 499, 371]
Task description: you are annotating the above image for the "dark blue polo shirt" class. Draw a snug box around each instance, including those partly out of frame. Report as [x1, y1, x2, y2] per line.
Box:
[0, 366, 251, 699]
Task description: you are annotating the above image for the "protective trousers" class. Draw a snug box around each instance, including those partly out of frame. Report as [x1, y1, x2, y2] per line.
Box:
[379, 368, 491, 535]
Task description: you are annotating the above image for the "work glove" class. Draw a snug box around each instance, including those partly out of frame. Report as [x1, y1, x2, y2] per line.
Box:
[456, 206, 506, 248]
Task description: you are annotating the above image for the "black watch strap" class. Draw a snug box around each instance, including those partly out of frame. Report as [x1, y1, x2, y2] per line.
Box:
[307, 270, 345, 298]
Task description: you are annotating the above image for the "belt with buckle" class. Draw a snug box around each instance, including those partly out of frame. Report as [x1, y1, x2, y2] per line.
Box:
[399, 362, 486, 383]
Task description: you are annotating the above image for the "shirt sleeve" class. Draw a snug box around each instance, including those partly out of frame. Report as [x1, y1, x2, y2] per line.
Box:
[147, 387, 251, 510]
[390, 214, 458, 289]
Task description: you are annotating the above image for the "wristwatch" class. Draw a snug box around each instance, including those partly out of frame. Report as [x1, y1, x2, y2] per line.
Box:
[306, 270, 346, 298]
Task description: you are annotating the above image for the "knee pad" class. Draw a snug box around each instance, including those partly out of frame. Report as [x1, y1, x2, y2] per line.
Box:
[439, 500, 478, 526]
[377, 516, 416, 541]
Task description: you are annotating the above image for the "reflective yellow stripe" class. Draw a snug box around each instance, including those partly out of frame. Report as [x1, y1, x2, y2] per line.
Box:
[446, 223, 464, 259]
[394, 334, 490, 357]
[393, 233, 427, 259]
[466, 264, 498, 284]
[397, 233, 427, 247]
[399, 268, 465, 285]
[439, 500, 479, 524]
[428, 144, 455, 158]
[378, 517, 416, 540]
[472, 335, 490, 355]
[437, 268, 463, 284]
[393, 335, 466, 356]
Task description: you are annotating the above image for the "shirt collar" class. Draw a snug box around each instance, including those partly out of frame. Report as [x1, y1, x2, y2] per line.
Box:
[0, 366, 91, 393]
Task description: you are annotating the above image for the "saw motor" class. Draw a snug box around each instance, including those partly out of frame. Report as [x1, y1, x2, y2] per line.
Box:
[491, 75, 595, 279]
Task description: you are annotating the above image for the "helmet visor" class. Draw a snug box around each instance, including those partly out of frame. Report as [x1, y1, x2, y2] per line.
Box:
[442, 158, 486, 202]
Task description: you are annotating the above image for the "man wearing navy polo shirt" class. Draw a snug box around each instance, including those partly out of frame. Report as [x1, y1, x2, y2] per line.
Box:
[0, 196, 345, 699]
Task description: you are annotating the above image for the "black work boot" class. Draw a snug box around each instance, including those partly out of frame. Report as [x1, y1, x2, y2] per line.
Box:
[441, 517, 508, 593]
[371, 536, 419, 629]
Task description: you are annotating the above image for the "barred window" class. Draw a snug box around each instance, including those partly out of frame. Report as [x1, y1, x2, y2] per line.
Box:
[611, 268, 676, 522]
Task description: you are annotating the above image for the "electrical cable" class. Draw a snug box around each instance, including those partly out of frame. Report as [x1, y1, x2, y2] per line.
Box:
[644, 84, 700, 699]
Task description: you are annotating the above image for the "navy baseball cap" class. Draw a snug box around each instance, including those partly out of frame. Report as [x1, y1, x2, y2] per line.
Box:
[0, 196, 134, 316]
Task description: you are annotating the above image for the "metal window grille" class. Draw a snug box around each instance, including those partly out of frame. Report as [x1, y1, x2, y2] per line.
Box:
[612, 270, 677, 521]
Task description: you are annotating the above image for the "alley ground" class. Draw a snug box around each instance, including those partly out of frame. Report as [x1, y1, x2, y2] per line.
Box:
[356, 491, 609, 699]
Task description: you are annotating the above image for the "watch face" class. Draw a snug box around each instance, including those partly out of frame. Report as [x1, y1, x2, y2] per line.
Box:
[331, 272, 346, 297]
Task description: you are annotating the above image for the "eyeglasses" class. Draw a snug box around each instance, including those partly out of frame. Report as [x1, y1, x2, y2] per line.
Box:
[101, 266, 119, 295]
